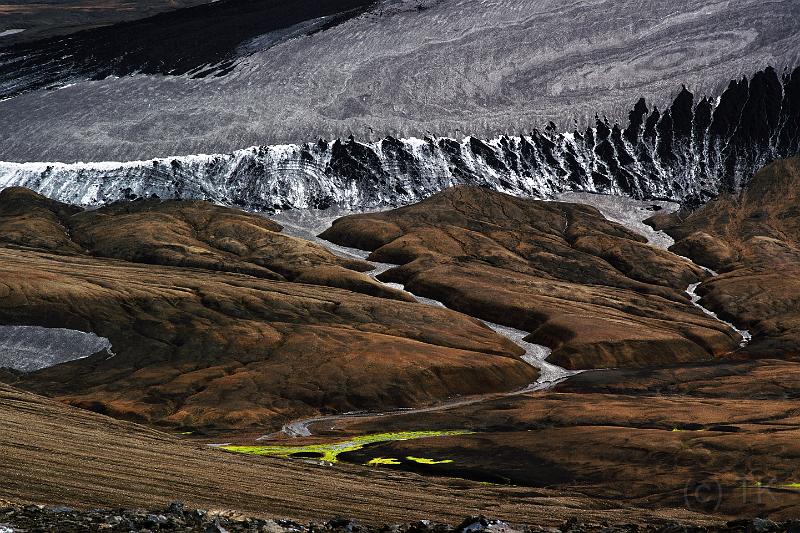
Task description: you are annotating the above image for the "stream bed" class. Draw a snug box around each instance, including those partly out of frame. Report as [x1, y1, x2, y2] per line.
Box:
[221, 194, 752, 461]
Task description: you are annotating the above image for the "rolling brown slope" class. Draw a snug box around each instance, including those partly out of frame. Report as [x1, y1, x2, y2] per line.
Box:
[0, 187, 409, 302]
[0, 382, 722, 526]
[321, 186, 740, 369]
[0, 246, 536, 430]
[0, 187, 539, 430]
[649, 157, 800, 358]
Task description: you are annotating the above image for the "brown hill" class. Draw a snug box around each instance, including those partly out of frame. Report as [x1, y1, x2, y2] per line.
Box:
[321, 187, 740, 369]
[0, 187, 409, 302]
[0, 185, 83, 254]
[0, 188, 538, 429]
[649, 157, 800, 358]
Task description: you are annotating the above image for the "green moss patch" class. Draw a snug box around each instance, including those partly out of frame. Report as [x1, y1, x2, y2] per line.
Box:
[406, 456, 454, 465]
[366, 457, 402, 466]
[220, 430, 472, 463]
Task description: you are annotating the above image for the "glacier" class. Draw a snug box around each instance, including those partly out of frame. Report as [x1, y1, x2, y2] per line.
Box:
[0, 0, 798, 162]
[1, 66, 798, 211]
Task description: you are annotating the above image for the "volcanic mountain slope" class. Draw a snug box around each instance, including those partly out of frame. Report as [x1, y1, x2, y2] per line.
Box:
[648, 157, 800, 358]
[0, 0, 376, 93]
[0, 1, 798, 161]
[0, 187, 538, 429]
[0, 1, 213, 44]
[321, 186, 741, 369]
[6, 175, 800, 523]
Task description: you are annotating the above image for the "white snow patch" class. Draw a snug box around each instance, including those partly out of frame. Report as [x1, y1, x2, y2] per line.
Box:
[0, 29, 25, 38]
[0, 325, 114, 372]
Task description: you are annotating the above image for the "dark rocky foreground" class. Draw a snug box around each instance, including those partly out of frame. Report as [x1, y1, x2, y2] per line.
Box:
[0, 503, 793, 533]
[0, 382, 726, 525]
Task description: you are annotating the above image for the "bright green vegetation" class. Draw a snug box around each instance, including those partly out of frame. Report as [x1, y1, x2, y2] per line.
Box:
[219, 430, 472, 463]
[366, 457, 402, 466]
[743, 481, 800, 489]
[365, 456, 454, 466]
[406, 456, 454, 465]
